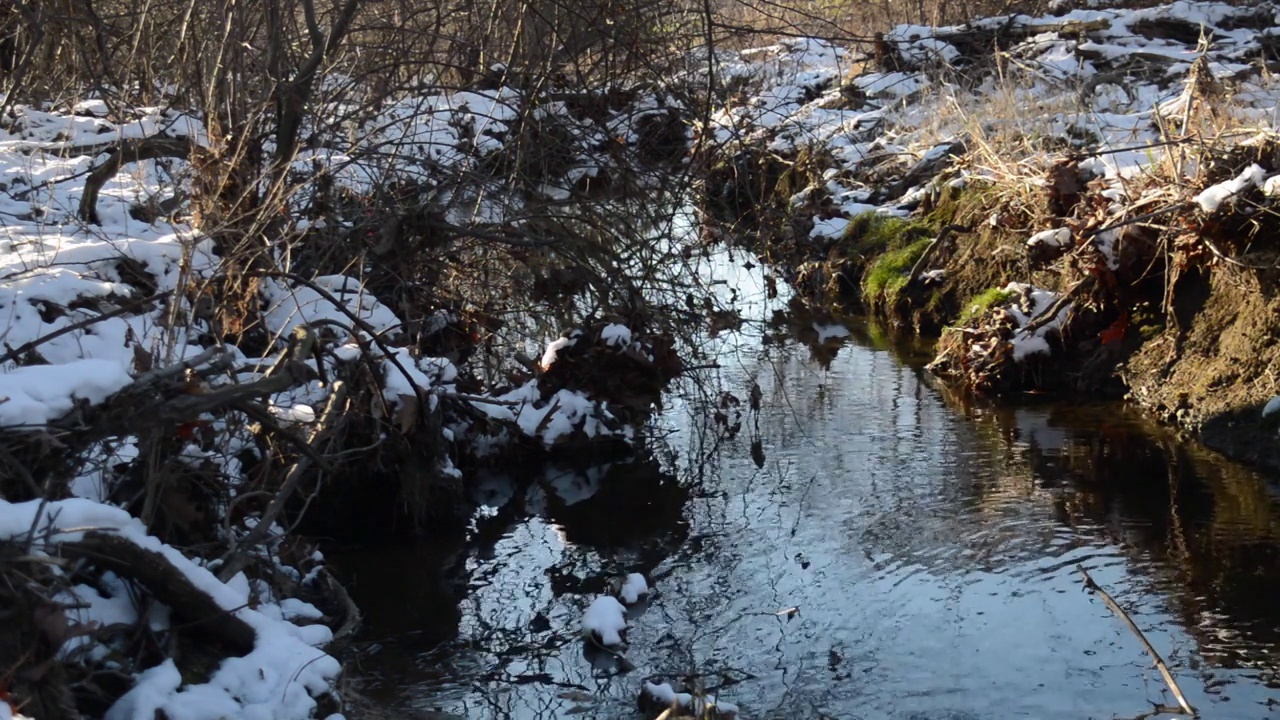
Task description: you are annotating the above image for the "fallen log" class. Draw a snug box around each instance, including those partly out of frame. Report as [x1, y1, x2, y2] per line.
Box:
[77, 136, 196, 224]
[58, 531, 256, 656]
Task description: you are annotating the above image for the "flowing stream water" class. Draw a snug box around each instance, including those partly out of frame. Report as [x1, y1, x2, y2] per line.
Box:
[332, 235, 1280, 720]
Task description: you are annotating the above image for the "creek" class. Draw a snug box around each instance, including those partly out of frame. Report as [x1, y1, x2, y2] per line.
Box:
[332, 228, 1280, 720]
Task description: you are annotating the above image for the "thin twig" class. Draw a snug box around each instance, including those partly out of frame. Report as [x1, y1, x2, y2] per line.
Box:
[1078, 565, 1196, 716]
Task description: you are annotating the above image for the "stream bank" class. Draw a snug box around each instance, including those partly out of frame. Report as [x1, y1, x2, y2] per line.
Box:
[0, 80, 704, 720]
[699, 1, 1280, 473]
[328, 246, 1280, 720]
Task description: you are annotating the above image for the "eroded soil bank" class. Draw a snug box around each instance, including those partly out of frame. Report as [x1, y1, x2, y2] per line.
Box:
[699, 2, 1280, 473]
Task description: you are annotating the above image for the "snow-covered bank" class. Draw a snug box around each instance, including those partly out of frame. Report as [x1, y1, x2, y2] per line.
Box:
[2, 499, 340, 720]
[701, 1, 1280, 466]
[0, 77, 692, 719]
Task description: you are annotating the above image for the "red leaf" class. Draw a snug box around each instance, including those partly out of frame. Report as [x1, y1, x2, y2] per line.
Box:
[1099, 312, 1128, 346]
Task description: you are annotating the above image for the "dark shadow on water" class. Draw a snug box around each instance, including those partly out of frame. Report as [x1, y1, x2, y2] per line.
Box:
[934, 385, 1280, 682]
[329, 456, 691, 711]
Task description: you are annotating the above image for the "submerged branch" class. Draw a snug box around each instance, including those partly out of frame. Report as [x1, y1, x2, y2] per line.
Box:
[1078, 565, 1196, 716]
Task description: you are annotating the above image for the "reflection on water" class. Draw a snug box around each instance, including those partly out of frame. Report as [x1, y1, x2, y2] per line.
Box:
[331, 252, 1280, 720]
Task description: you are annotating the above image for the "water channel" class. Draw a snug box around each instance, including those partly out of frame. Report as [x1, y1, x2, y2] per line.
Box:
[332, 237, 1280, 720]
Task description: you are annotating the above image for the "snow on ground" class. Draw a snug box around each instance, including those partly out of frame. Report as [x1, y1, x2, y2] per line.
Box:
[713, 0, 1280, 366]
[1196, 163, 1266, 213]
[1026, 228, 1072, 249]
[717, 2, 1280, 189]
[0, 83, 679, 718]
[1, 498, 340, 720]
[1002, 283, 1070, 361]
[0, 359, 134, 426]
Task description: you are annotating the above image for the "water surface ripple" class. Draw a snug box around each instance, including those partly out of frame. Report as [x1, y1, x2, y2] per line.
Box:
[335, 250, 1280, 720]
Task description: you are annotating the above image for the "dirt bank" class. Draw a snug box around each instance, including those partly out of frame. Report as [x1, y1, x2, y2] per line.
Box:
[698, 5, 1280, 474]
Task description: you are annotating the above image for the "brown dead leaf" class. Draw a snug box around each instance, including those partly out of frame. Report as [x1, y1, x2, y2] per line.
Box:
[34, 603, 73, 649]
[132, 343, 154, 373]
[533, 397, 562, 436]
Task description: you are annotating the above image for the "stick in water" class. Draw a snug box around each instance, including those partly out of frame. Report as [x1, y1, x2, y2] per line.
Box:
[1077, 565, 1196, 716]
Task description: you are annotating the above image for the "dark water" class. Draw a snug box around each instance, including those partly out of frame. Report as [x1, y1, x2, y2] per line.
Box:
[332, 249, 1280, 719]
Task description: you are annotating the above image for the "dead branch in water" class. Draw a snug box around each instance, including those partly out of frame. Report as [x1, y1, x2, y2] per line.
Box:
[1077, 565, 1196, 716]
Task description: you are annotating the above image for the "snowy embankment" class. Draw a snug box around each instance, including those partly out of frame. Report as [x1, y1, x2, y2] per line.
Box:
[0, 82, 686, 719]
[704, 1, 1280, 406]
[2, 499, 339, 720]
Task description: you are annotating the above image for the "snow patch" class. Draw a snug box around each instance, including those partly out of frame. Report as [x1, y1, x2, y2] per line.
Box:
[1195, 164, 1265, 213]
[0, 359, 133, 427]
[1002, 283, 1070, 362]
[582, 596, 627, 646]
[600, 324, 633, 347]
[1, 498, 341, 720]
[619, 573, 649, 604]
[642, 681, 739, 718]
[810, 217, 850, 240]
[1026, 228, 1071, 248]
[1263, 396, 1280, 418]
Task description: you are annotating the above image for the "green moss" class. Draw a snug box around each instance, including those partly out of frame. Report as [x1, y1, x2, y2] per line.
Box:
[955, 286, 1013, 326]
[841, 212, 935, 256]
[925, 289, 945, 314]
[1131, 303, 1165, 340]
[863, 238, 933, 306]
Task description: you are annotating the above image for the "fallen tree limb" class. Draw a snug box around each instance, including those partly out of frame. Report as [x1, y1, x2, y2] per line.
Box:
[878, 138, 967, 202]
[126, 345, 229, 390]
[1021, 275, 1094, 336]
[141, 367, 304, 423]
[78, 136, 196, 224]
[217, 382, 349, 582]
[317, 567, 362, 649]
[58, 531, 256, 656]
[906, 224, 960, 288]
[1078, 565, 1195, 716]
